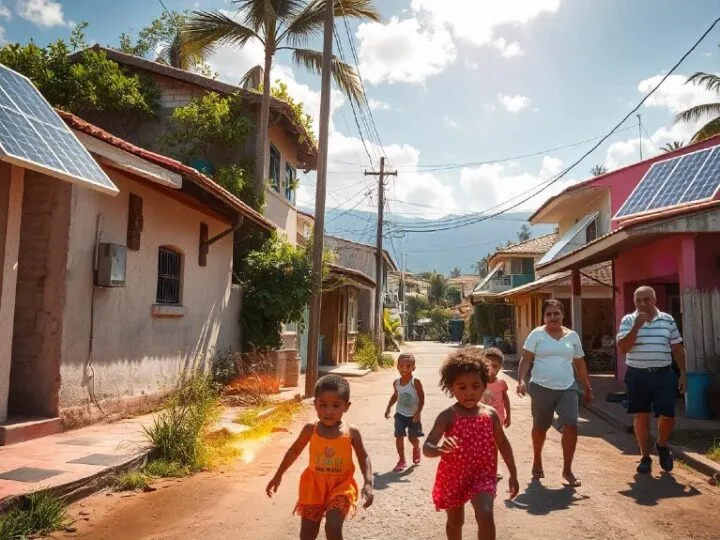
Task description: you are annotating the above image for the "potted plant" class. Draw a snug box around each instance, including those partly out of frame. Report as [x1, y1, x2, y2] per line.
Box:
[705, 353, 720, 420]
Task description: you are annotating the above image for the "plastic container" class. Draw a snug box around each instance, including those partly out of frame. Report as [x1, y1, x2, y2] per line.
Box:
[685, 372, 713, 419]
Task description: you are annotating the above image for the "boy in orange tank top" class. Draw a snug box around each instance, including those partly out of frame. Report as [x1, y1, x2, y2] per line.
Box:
[266, 375, 374, 540]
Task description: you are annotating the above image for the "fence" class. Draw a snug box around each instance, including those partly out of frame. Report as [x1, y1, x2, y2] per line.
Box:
[682, 288, 720, 372]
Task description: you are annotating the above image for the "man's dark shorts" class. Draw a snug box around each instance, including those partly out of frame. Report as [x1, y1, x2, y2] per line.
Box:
[624, 365, 677, 418]
[394, 413, 424, 438]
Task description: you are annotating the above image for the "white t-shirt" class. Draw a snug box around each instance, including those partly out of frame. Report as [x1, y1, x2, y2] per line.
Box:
[523, 327, 584, 391]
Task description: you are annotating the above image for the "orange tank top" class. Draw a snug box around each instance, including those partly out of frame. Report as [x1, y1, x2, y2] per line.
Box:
[307, 423, 355, 477]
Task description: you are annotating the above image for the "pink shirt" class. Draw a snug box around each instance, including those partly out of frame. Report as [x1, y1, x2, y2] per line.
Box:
[481, 379, 508, 423]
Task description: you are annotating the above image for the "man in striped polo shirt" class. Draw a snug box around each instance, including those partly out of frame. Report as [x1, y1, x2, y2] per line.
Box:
[617, 286, 687, 474]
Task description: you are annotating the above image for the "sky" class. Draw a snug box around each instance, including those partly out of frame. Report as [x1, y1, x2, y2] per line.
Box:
[1, 0, 719, 227]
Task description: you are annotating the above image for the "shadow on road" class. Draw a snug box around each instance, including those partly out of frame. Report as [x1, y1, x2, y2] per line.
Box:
[507, 479, 590, 515]
[617, 472, 701, 506]
[372, 467, 416, 491]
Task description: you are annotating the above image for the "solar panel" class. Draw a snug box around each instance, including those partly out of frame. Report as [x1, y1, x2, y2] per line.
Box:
[614, 144, 720, 219]
[0, 64, 117, 195]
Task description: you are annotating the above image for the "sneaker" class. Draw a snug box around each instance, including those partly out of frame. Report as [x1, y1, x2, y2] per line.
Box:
[393, 460, 407, 472]
[412, 447, 421, 465]
[636, 456, 652, 474]
[656, 444, 674, 472]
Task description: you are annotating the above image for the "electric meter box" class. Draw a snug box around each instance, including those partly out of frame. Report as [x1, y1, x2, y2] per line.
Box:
[96, 243, 127, 287]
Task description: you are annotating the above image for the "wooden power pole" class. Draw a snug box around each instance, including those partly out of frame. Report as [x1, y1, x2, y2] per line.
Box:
[365, 157, 397, 354]
[304, 0, 334, 398]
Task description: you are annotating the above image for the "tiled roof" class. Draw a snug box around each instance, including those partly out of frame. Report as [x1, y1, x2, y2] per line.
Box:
[58, 110, 275, 231]
[496, 233, 558, 256]
[500, 262, 612, 298]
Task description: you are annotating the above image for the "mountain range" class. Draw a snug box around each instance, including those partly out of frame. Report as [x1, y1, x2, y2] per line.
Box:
[311, 207, 555, 274]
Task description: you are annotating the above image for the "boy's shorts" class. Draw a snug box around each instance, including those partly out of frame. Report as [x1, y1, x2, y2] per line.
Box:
[394, 413, 424, 438]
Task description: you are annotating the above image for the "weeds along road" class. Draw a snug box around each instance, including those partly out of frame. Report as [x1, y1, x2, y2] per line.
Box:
[68, 342, 720, 540]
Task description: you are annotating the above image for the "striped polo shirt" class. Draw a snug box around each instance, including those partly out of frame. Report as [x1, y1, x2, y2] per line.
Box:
[617, 310, 683, 368]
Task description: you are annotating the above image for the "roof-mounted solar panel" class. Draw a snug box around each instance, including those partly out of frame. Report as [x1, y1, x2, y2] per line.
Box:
[0, 63, 118, 195]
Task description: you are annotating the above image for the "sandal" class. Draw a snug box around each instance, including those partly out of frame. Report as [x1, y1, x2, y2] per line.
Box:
[393, 460, 407, 472]
[413, 447, 421, 465]
[562, 472, 582, 487]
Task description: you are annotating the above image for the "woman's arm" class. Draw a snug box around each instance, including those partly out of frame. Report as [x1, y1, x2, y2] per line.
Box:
[572, 357, 593, 405]
[266, 423, 314, 497]
[517, 349, 535, 396]
[350, 427, 374, 508]
[423, 409, 455, 458]
[491, 410, 519, 499]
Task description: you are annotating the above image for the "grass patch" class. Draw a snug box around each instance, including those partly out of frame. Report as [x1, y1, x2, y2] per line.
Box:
[236, 400, 301, 441]
[0, 492, 67, 539]
[707, 439, 720, 463]
[379, 354, 395, 369]
[670, 429, 720, 462]
[143, 459, 191, 478]
[144, 370, 221, 472]
[114, 471, 150, 491]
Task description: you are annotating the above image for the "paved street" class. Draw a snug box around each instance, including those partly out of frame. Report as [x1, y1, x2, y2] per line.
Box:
[69, 342, 720, 539]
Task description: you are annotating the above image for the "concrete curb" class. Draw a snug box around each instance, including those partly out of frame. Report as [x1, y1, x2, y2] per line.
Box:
[586, 402, 720, 479]
[0, 450, 152, 512]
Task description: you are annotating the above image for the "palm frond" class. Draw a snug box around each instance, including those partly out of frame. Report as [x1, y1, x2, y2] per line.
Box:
[686, 71, 720, 94]
[181, 10, 261, 61]
[240, 65, 264, 89]
[281, 0, 381, 46]
[291, 47, 363, 104]
[158, 32, 207, 71]
[674, 102, 720, 124]
[691, 116, 720, 143]
[659, 140, 684, 153]
[232, 0, 279, 32]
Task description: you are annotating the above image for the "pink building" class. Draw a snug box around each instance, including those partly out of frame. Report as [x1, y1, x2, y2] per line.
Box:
[535, 135, 720, 383]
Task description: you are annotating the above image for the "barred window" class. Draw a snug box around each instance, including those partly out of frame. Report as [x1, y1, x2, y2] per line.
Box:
[156, 247, 182, 305]
[269, 145, 281, 191]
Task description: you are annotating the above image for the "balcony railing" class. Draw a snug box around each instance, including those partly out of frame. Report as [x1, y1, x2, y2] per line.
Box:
[484, 273, 535, 293]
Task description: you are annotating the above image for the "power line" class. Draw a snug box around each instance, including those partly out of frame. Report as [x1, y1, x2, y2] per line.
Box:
[389, 16, 720, 234]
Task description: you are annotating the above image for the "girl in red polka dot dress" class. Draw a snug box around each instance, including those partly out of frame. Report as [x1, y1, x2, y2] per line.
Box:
[423, 349, 519, 540]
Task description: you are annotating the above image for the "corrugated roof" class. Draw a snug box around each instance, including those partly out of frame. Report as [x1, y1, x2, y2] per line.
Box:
[58, 110, 275, 231]
[500, 262, 613, 298]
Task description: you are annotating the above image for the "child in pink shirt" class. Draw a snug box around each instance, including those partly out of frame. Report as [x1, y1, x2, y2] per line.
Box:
[480, 348, 511, 428]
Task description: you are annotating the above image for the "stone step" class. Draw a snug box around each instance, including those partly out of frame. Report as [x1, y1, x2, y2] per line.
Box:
[0, 416, 61, 446]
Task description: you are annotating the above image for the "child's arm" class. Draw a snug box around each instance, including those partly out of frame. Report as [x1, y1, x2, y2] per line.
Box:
[266, 423, 314, 497]
[350, 427, 374, 509]
[422, 409, 456, 458]
[413, 379, 425, 423]
[384, 383, 398, 419]
[490, 409, 519, 499]
[502, 381, 511, 427]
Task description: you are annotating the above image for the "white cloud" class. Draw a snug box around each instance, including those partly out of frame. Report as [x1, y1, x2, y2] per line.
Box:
[639, 73, 718, 114]
[497, 94, 531, 112]
[356, 16, 456, 84]
[368, 98, 392, 110]
[444, 116, 458, 128]
[492, 38, 525, 58]
[0, 2, 11, 19]
[16, 0, 68, 28]
[483, 103, 497, 112]
[410, 0, 560, 47]
[460, 155, 570, 211]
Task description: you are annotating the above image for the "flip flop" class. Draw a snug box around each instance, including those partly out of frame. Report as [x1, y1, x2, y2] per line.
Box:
[393, 461, 407, 472]
[412, 447, 421, 465]
[562, 473, 582, 487]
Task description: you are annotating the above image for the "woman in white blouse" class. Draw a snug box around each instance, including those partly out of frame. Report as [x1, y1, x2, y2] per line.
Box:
[517, 299, 593, 487]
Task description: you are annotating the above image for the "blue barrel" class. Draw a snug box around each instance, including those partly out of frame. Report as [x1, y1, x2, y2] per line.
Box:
[685, 372, 712, 419]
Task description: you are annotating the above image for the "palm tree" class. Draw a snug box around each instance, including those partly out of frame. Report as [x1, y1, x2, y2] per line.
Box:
[675, 72, 720, 142]
[590, 165, 608, 176]
[181, 0, 381, 197]
[660, 140, 684, 153]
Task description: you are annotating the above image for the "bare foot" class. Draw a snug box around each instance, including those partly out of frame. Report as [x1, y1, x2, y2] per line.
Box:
[562, 471, 581, 487]
[531, 463, 544, 479]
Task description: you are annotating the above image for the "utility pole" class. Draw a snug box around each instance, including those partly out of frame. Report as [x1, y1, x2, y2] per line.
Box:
[637, 114, 643, 161]
[304, 0, 334, 398]
[365, 157, 397, 354]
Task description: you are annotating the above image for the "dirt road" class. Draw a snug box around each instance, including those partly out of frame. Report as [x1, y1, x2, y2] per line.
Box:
[67, 342, 719, 539]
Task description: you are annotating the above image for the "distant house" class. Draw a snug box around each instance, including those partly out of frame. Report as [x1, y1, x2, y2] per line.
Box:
[535, 135, 720, 380]
[0, 93, 272, 443]
[448, 275, 481, 299]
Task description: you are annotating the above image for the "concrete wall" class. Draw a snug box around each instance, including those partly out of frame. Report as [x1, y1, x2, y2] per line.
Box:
[59, 170, 236, 421]
[0, 164, 24, 422]
[265, 187, 298, 246]
[10, 172, 72, 417]
[694, 233, 720, 289]
[557, 191, 611, 239]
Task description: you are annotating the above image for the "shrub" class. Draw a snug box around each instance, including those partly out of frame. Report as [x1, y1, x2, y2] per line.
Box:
[379, 354, 396, 369]
[0, 492, 67, 539]
[114, 471, 150, 491]
[354, 333, 379, 371]
[144, 459, 191, 478]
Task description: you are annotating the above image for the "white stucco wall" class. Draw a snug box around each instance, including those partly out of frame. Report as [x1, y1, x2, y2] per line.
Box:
[265, 187, 298, 246]
[0, 164, 24, 422]
[59, 170, 238, 409]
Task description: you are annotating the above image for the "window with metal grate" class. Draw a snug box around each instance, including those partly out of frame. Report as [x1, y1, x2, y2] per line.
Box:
[156, 247, 182, 304]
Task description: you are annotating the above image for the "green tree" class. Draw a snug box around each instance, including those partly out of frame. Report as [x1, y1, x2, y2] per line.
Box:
[472, 255, 490, 278]
[590, 165, 608, 176]
[427, 306, 452, 341]
[517, 224, 531, 242]
[428, 272, 448, 307]
[449, 267, 461, 278]
[405, 294, 429, 329]
[180, 0, 381, 197]
[675, 72, 720, 142]
[445, 287, 462, 306]
[0, 31, 157, 117]
[660, 140, 685, 153]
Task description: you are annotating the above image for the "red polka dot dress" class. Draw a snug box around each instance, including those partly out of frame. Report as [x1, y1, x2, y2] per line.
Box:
[432, 410, 498, 511]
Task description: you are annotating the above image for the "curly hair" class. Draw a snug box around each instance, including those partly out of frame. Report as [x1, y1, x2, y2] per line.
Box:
[482, 347, 504, 365]
[439, 348, 490, 395]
